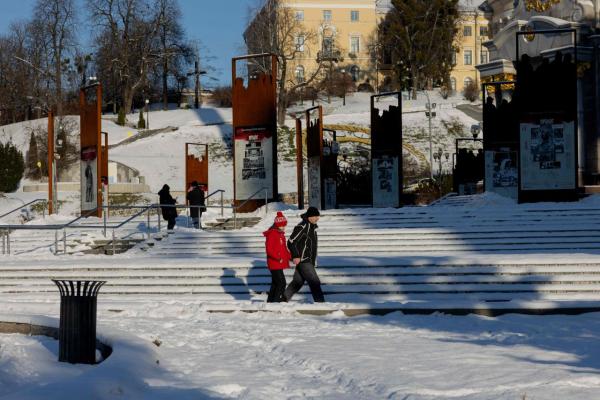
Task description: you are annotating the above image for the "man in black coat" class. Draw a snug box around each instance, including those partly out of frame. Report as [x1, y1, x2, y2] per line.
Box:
[284, 206, 325, 303]
[186, 181, 206, 229]
[158, 184, 177, 230]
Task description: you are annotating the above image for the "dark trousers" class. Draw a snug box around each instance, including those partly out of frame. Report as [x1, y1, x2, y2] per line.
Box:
[267, 269, 286, 303]
[167, 218, 176, 230]
[284, 262, 325, 303]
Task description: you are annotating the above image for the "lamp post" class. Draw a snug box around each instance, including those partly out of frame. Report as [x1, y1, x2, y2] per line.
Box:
[423, 91, 436, 179]
[145, 99, 150, 130]
[340, 69, 347, 106]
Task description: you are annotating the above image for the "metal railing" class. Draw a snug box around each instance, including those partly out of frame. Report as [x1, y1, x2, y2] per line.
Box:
[0, 188, 273, 256]
[0, 198, 48, 219]
[233, 187, 269, 229]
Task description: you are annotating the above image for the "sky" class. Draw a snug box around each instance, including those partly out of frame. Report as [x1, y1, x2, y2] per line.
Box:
[0, 0, 258, 86]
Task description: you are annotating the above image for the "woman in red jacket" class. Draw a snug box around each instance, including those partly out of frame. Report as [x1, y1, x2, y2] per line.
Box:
[263, 212, 291, 302]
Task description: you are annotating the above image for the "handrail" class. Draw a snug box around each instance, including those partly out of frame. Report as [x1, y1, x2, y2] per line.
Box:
[233, 187, 269, 229]
[0, 199, 47, 219]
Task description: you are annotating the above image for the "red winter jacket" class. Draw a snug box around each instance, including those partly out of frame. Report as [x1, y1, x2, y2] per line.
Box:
[263, 226, 291, 270]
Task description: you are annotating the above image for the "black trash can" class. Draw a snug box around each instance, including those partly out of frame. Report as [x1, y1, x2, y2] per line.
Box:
[52, 279, 106, 364]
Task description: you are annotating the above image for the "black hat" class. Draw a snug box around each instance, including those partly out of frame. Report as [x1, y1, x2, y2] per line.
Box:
[303, 206, 320, 218]
[191, 181, 199, 187]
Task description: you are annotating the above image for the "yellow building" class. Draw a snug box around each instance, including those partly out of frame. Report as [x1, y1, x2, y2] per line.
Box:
[450, 0, 489, 93]
[276, 0, 388, 89]
[247, 0, 488, 94]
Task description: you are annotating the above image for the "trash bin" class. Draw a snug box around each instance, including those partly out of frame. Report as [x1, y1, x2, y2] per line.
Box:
[52, 279, 106, 364]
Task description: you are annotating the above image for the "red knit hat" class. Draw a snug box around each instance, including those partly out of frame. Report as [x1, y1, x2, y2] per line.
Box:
[274, 211, 287, 227]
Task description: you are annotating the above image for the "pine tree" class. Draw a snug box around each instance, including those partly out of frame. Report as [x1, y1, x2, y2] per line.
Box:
[0, 141, 25, 192]
[380, 0, 460, 98]
[25, 132, 40, 179]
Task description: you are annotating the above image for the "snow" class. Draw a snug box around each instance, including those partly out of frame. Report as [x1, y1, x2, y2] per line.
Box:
[2, 310, 600, 399]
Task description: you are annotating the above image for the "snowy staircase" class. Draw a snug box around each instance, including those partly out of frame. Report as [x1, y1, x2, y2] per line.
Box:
[5, 198, 600, 312]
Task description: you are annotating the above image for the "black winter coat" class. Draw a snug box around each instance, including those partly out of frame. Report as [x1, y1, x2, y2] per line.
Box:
[186, 187, 206, 218]
[158, 187, 177, 220]
[287, 218, 318, 266]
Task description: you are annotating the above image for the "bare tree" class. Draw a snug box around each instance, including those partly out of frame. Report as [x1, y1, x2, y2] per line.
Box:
[33, 0, 76, 116]
[89, 0, 162, 119]
[245, 0, 333, 125]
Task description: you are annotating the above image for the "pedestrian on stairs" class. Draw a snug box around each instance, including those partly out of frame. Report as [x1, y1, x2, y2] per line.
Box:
[284, 206, 325, 303]
[263, 212, 292, 302]
[187, 181, 206, 229]
[158, 184, 178, 230]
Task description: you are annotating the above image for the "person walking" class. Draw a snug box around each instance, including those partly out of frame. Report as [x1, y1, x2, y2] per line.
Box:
[158, 184, 178, 230]
[263, 212, 291, 303]
[186, 181, 206, 229]
[284, 207, 325, 303]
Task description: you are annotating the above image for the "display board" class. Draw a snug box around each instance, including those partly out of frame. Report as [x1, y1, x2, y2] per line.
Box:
[306, 106, 324, 209]
[370, 93, 402, 208]
[234, 126, 273, 199]
[520, 119, 575, 190]
[372, 156, 400, 207]
[232, 54, 277, 212]
[308, 156, 321, 209]
[79, 84, 102, 217]
[485, 150, 518, 200]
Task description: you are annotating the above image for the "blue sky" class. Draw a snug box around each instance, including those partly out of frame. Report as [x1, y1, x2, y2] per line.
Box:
[0, 0, 257, 86]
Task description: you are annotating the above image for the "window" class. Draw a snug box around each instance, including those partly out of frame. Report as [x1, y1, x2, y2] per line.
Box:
[295, 65, 305, 83]
[452, 51, 457, 66]
[350, 65, 360, 82]
[463, 26, 472, 37]
[351, 10, 359, 22]
[464, 49, 472, 65]
[323, 10, 332, 21]
[295, 35, 305, 52]
[464, 77, 474, 87]
[450, 78, 457, 91]
[350, 36, 360, 54]
[295, 10, 304, 21]
[480, 50, 488, 64]
[480, 26, 488, 37]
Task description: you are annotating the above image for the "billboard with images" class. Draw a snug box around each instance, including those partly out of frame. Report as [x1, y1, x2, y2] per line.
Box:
[372, 156, 400, 207]
[520, 119, 575, 190]
[80, 146, 98, 211]
[234, 126, 274, 199]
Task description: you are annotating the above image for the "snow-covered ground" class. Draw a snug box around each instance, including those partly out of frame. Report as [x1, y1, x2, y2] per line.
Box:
[2, 310, 600, 399]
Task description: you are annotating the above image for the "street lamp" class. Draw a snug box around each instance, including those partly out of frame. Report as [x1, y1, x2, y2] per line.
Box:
[145, 99, 150, 130]
[340, 69, 347, 106]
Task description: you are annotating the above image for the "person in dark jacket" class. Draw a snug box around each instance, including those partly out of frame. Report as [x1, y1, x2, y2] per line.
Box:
[263, 212, 291, 303]
[186, 181, 206, 229]
[284, 206, 325, 303]
[158, 184, 177, 230]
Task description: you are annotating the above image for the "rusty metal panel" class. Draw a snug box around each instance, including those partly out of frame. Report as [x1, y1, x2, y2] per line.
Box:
[232, 54, 278, 212]
[371, 93, 402, 208]
[186, 143, 209, 192]
[79, 84, 102, 217]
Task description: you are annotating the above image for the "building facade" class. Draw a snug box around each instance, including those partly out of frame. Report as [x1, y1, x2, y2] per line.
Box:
[247, 0, 485, 94]
[450, 0, 490, 93]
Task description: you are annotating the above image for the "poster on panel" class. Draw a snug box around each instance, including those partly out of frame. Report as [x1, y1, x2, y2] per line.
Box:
[485, 151, 518, 200]
[519, 119, 575, 190]
[324, 178, 336, 210]
[81, 146, 98, 211]
[372, 156, 399, 208]
[234, 126, 273, 199]
[308, 156, 321, 208]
